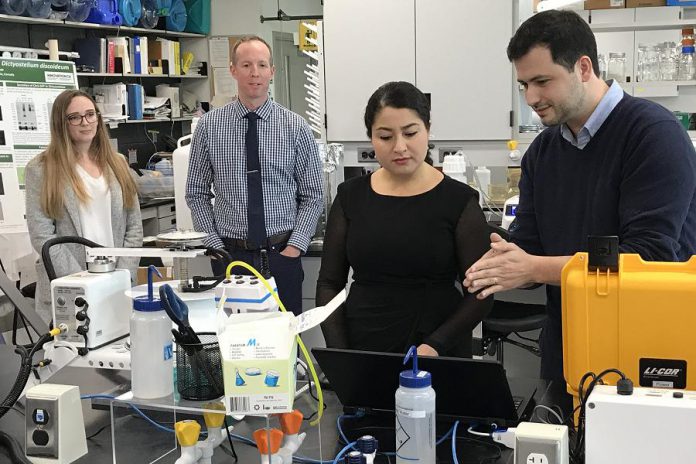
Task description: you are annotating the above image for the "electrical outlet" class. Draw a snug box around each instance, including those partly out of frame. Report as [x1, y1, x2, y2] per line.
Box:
[439, 146, 463, 163]
[357, 147, 377, 163]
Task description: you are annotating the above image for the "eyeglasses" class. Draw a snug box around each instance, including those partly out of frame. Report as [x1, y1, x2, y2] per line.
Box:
[66, 111, 99, 126]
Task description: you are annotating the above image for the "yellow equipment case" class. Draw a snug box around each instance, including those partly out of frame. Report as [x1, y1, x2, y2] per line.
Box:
[562, 243, 696, 402]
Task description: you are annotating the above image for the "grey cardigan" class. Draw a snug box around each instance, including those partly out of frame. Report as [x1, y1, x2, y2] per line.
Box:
[25, 155, 143, 324]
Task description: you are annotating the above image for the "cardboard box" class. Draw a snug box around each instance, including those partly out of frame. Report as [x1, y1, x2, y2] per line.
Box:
[136, 266, 172, 285]
[585, 0, 625, 9]
[626, 0, 665, 6]
[216, 290, 346, 415]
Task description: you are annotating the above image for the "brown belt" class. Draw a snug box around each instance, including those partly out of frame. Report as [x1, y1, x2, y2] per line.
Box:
[222, 231, 292, 251]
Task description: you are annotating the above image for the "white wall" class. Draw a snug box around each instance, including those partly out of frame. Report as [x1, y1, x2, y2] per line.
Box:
[211, 1, 260, 36]
[211, 0, 322, 40]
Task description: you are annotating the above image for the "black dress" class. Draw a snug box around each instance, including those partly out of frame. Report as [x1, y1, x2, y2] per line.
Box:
[316, 174, 492, 357]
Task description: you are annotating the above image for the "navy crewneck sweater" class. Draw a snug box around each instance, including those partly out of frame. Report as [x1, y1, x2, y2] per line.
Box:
[512, 93, 696, 380]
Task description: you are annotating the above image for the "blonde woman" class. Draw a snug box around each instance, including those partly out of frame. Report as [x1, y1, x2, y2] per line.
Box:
[25, 89, 143, 323]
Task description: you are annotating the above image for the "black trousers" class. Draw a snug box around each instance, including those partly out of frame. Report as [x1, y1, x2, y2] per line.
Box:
[212, 241, 304, 316]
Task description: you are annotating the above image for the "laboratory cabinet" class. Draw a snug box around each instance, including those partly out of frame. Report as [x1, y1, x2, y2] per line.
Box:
[323, 0, 514, 142]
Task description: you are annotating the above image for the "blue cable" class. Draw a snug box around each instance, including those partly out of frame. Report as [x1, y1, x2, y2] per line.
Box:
[332, 441, 357, 464]
[451, 420, 460, 464]
[228, 432, 256, 447]
[437, 423, 455, 445]
[293, 456, 334, 464]
[336, 411, 364, 446]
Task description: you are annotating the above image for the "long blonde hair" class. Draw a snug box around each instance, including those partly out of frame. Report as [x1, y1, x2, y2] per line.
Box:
[40, 89, 137, 219]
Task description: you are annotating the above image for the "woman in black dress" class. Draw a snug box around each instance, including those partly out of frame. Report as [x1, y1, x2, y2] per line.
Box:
[316, 82, 492, 357]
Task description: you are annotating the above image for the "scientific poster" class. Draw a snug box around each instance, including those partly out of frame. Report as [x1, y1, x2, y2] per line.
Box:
[0, 58, 77, 233]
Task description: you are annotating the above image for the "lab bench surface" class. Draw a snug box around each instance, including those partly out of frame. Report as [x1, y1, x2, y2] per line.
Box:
[0, 344, 559, 463]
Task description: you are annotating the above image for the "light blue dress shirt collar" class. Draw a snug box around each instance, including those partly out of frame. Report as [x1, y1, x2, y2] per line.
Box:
[560, 79, 624, 149]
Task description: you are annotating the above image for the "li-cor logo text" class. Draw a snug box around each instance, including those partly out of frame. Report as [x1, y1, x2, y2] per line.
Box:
[644, 367, 682, 377]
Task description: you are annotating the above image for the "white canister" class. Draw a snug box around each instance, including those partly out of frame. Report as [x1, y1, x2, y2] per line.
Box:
[442, 152, 468, 185]
[130, 267, 173, 399]
[475, 165, 491, 206]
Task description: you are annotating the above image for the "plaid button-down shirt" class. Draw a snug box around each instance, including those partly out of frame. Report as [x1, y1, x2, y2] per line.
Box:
[185, 98, 323, 252]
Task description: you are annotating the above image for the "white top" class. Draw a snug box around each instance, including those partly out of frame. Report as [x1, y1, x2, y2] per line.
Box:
[75, 164, 114, 247]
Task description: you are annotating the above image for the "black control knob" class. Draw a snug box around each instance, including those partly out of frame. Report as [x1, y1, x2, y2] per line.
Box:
[76, 325, 89, 335]
[32, 430, 49, 446]
[75, 310, 87, 322]
[74, 297, 87, 308]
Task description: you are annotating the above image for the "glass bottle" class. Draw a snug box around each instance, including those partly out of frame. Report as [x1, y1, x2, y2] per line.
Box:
[679, 44, 696, 81]
[598, 53, 608, 81]
[607, 52, 626, 83]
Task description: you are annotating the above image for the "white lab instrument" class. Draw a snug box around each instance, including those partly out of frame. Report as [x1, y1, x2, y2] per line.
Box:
[586, 385, 696, 464]
[214, 274, 279, 315]
[513, 422, 568, 464]
[501, 195, 519, 230]
[51, 268, 131, 352]
[45, 245, 206, 371]
[25, 384, 87, 464]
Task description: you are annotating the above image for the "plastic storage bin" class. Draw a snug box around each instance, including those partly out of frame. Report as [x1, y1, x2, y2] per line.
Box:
[183, 0, 209, 34]
[85, 0, 121, 24]
[117, 0, 141, 26]
[176, 332, 224, 401]
[165, 0, 186, 31]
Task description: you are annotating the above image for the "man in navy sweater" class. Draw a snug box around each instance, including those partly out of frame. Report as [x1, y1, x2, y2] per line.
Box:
[463, 10, 696, 383]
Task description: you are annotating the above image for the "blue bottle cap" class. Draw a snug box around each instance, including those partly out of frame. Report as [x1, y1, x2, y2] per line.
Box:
[399, 345, 432, 388]
[133, 265, 163, 312]
[683, 46, 695, 54]
[356, 435, 378, 453]
[344, 451, 366, 464]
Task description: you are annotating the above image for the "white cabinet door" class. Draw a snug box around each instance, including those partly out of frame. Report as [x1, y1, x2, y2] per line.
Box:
[323, 0, 416, 141]
[415, 0, 513, 140]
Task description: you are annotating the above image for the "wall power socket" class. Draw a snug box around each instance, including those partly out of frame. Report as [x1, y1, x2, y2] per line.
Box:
[514, 422, 569, 464]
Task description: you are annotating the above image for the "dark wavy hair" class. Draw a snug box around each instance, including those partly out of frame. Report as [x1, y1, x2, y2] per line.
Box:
[364, 81, 433, 165]
[507, 9, 600, 77]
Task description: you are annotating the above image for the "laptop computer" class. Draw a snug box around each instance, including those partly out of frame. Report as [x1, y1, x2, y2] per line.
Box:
[313, 347, 537, 426]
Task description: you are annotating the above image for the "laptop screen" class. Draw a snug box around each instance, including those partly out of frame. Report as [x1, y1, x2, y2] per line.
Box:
[313, 347, 536, 425]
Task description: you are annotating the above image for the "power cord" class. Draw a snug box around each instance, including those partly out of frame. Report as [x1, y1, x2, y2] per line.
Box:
[571, 368, 632, 464]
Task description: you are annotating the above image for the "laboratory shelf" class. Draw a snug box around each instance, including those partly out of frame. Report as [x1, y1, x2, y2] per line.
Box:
[0, 13, 205, 38]
[78, 73, 205, 78]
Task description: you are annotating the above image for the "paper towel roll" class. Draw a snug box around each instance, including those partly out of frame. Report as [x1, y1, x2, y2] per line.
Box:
[47, 39, 59, 61]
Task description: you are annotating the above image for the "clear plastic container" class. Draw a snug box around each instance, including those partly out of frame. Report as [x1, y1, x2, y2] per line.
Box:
[139, 0, 159, 28]
[67, 0, 94, 21]
[1, 0, 26, 14]
[25, 0, 51, 17]
[607, 52, 626, 83]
